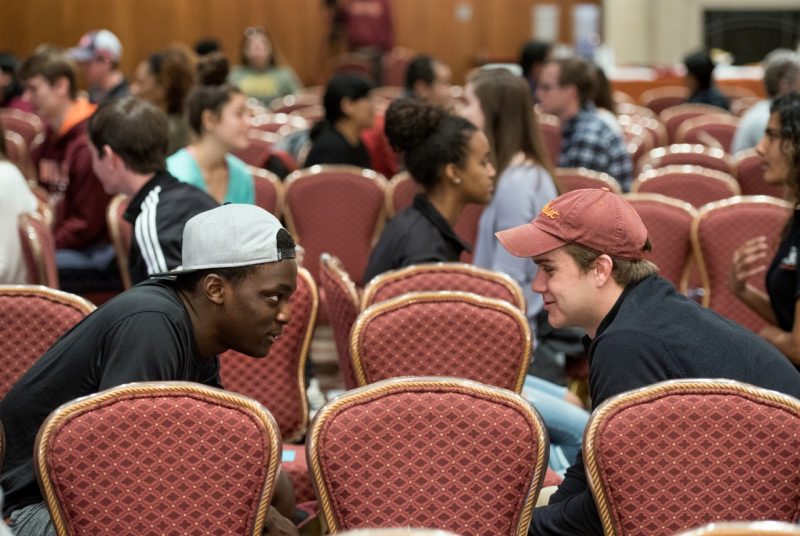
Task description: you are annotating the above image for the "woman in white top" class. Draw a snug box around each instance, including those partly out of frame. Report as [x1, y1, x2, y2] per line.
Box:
[462, 68, 588, 474]
[0, 123, 37, 284]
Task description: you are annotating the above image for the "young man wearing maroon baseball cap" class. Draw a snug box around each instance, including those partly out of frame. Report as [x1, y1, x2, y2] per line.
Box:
[496, 188, 800, 536]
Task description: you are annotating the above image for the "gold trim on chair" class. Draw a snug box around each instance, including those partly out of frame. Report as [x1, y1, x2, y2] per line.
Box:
[306, 376, 550, 535]
[360, 262, 526, 312]
[106, 194, 132, 290]
[248, 166, 285, 219]
[632, 164, 740, 198]
[556, 167, 623, 194]
[321, 253, 360, 311]
[583, 378, 800, 536]
[690, 195, 793, 307]
[283, 165, 390, 249]
[18, 212, 53, 287]
[34, 381, 282, 536]
[288, 267, 318, 442]
[638, 144, 735, 175]
[350, 290, 532, 393]
[0, 284, 96, 315]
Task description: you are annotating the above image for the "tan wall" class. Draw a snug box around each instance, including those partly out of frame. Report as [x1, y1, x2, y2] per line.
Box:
[0, 0, 598, 86]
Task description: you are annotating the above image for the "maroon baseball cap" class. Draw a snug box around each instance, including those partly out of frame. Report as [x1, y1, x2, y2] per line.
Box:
[496, 188, 648, 260]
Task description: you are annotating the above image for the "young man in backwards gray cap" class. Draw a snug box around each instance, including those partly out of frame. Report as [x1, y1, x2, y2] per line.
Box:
[0, 204, 301, 535]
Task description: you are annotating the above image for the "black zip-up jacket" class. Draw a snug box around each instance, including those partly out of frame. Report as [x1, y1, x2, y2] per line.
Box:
[531, 275, 800, 535]
[124, 171, 218, 284]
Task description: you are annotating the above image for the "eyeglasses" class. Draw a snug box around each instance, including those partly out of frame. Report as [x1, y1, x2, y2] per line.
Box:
[244, 26, 266, 39]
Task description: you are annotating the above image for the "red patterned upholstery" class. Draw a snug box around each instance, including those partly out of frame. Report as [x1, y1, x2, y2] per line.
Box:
[625, 194, 697, 291]
[660, 104, 730, 145]
[620, 122, 655, 171]
[106, 195, 132, 289]
[385, 172, 422, 217]
[35, 382, 281, 536]
[639, 86, 689, 115]
[537, 113, 562, 167]
[250, 166, 284, 219]
[453, 203, 484, 264]
[0, 285, 95, 399]
[691, 196, 792, 332]
[675, 520, 800, 536]
[220, 267, 317, 442]
[632, 165, 740, 208]
[231, 130, 280, 168]
[319, 253, 361, 390]
[284, 165, 388, 286]
[307, 377, 549, 535]
[556, 168, 622, 194]
[584, 379, 800, 536]
[351, 291, 531, 392]
[361, 262, 526, 312]
[18, 212, 58, 288]
[639, 144, 735, 175]
[734, 149, 787, 198]
[251, 112, 310, 136]
[676, 114, 740, 153]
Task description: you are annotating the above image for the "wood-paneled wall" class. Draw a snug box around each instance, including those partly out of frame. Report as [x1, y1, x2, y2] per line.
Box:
[0, 0, 598, 86]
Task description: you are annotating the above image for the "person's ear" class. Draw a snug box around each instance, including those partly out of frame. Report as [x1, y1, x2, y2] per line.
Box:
[54, 76, 70, 98]
[340, 97, 356, 118]
[202, 274, 227, 305]
[592, 254, 614, 286]
[413, 80, 430, 100]
[201, 109, 219, 132]
[443, 162, 462, 186]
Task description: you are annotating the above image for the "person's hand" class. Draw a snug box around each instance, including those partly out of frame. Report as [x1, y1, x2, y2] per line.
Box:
[729, 236, 770, 295]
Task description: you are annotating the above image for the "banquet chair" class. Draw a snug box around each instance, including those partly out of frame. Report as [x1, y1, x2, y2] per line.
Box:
[250, 166, 284, 218]
[537, 112, 562, 166]
[660, 104, 729, 144]
[639, 86, 689, 115]
[319, 253, 361, 391]
[0, 285, 95, 399]
[361, 262, 525, 312]
[284, 165, 388, 286]
[675, 114, 740, 153]
[734, 148, 786, 198]
[625, 193, 697, 291]
[351, 291, 530, 392]
[556, 168, 623, 194]
[35, 381, 281, 536]
[585, 379, 800, 536]
[385, 171, 422, 217]
[106, 194, 132, 289]
[0, 108, 45, 165]
[632, 165, 740, 208]
[251, 112, 310, 137]
[638, 144, 735, 175]
[3, 129, 29, 178]
[231, 130, 281, 168]
[18, 212, 58, 288]
[691, 196, 793, 332]
[220, 267, 317, 503]
[307, 377, 549, 535]
[269, 93, 322, 114]
[675, 521, 800, 536]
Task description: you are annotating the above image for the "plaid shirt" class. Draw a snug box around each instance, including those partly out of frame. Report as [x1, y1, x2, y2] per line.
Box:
[559, 104, 633, 191]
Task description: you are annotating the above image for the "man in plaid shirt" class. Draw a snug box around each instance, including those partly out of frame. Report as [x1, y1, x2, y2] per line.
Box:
[537, 56, 633, 191]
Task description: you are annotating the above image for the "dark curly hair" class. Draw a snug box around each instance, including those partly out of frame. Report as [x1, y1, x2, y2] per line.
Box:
[772, 92, 800, 201]
[384, 99, 477, 191]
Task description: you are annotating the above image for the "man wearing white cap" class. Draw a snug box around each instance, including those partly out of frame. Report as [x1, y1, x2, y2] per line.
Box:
[70, 29, 129, 103]
[1, 204, 301, 535]
[494, 188, 800, 535]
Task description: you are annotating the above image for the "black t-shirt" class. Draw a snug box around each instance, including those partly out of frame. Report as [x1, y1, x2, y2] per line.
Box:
[0, 279, 221, 515]
[363, 193, 470, 283]
[304, 122, 371, 169]
[767, 208, 799, 333]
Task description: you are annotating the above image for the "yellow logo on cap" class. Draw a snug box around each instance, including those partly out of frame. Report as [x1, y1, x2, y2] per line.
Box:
[541, 202, 559, 219]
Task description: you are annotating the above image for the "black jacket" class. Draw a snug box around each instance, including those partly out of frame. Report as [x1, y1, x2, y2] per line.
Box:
[531, 275, 800, 535]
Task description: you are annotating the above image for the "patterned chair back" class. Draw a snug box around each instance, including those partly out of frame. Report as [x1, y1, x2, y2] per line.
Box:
[251, 112, 310, 136]
[639, 86, 689, 115]
[660, 104, 730, 144]
[106, 194, 132, 289]
[556, 167, 623, 194]
[351, 291, 531, 392]
[269, 93, 322, 114]
[0, 285, 95, 399]
[319, 253, 361, 390]
[385, 172, 422, 217]
[639, 144, 734, 175]
[35, 381, 281, 536]
[537, 112, 562, 168]
[232, 130, 280, 168]
[18, 211, 58, 288]
[691, 196, 793, 332]
[585, 379, 800, 536]
[250, 166, 284, 219]
[734, 148, 787, 198]
[220, 267, 317, 442]
[284, 165, 388, 286]
[625, 193, 697, 291]
[361, 262, 525, 312]
[675, 521, 800, 536]
[632, 165, 740, 208]
[675, 114, 739, 153]
[307, 377, 549, 535]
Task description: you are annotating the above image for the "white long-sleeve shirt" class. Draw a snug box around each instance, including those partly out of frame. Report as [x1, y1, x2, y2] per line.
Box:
[0, 160, 37, 284]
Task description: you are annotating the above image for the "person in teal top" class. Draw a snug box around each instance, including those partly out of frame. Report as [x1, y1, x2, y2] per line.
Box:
[167, 56, 255, 204]
[228, 26, 301, 106]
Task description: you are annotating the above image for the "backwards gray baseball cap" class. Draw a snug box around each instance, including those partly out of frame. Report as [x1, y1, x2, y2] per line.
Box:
[152, 203, 295, 277]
